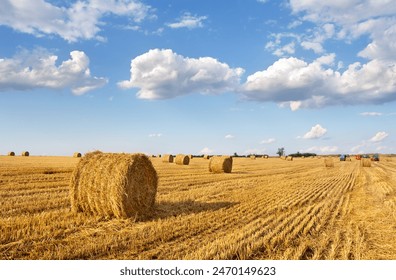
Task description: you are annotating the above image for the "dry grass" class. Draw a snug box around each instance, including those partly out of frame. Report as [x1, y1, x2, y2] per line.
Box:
[175, 154, 190, 165]
[1, 156, 396, 260]
[324, 158, 334, 167]
[208, 156, 233, 173]
[70, 152, 158, 219]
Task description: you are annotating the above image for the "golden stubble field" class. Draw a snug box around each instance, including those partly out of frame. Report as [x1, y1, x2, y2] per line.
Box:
[1, 155, 396, 260]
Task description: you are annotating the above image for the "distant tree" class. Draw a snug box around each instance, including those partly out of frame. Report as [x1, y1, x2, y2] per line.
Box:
[233, 152, 238, 157]
[276, 147, 285, 157]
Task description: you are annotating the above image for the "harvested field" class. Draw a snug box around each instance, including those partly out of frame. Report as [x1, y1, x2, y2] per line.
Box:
[1, 155, 396, 260]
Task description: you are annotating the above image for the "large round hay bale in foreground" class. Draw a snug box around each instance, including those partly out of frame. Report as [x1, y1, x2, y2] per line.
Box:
[162, 154, 173, 163]
[73, 152, 82, 158]
[175, 154, 190, 165]
[70, 152, 158, 219]
[8, 152, 15, 156]
[209, 156, 233, 173]
[21, 151, 29, 156]
[324, 158, 334, 167]
[361, 158, 372, 167]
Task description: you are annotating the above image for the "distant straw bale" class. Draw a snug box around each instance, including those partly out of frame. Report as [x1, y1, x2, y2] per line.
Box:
[286, 156, 293, 161]
[203, 155, 210, 159]
[250, 155, 256, 159]
[175, 154, 190, 165]
[264, 155, 268, 159]
[73, 152, 82, 158]
[21, 151, 29, 157]
[8, 152, 15, 156]
[361, 158, 372, 167]
[324, 158, 334, 167]
[70, 152, 158, 219]
[162, 154, 173, 163]
[209, 156, 233, 173]
[280, 156, 286, 160]
[188, 154, 193, 159]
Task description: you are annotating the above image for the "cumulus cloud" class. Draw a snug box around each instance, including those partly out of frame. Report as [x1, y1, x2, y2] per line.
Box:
[0, 0, 151, 42]
[304, 146, 338, 154]
[0, 49, 107, 94]
[200, 147, 214, 154]
[118, 49, 244, 99]
[260, 138, 275, 144]
[289, 0, 396, 61]
[303, 124, 327, 139]
[370, 131, 389, 142]
[167, 13, 207, 29]
[225, 134, 235, 139]
[241, 54, 396, 110]
[148, 133, 162, 137]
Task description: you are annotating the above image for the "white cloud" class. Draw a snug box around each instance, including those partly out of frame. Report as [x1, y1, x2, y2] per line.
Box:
[241, 55, 396, 110]
[303, 124, 327, 139]
[0, 0, 152, 42]
[370, 131, 389, 142]
[304, 146, 338, 154]
[244, 148, 264, 155]
[260, 138, 275, 144]
[200, 147, 214, 154]
[148, 133, 162, 137]
[288, 0, 396, 61]
[167, 13, 207, 29]
[118, 49, 244, 99]
[225, 134, 235, 139]
[257, 0, 269, 3]
[0, 49, 107, 94]
[360, 112, 382, 116]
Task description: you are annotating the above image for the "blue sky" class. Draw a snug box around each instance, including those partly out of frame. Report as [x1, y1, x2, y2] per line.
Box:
[0, 0, 395, 156]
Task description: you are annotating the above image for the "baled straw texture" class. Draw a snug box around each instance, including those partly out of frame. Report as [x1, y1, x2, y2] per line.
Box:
[21, 151, 29, 156]
[324, 158, 334, 167]
[361, 158, 372, 167]
[209, 156, 233, 173]
[70, 152, 158, 219]
[73, 152, 82, 158]
[8, 152, 15, 156]
[203, 155, 210, 159]
[162, 154, 173, 163]
[175, 154, 190, 165]
[286, 156, 293, 161]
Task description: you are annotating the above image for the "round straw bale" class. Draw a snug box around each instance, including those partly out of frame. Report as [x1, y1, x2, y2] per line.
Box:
[250, 155, 256, 159]
[70, 152, 158, 219]
[286, 156, 293, 161]
[21, 151, 29, 156]
[209, 156, 233, 173]
[203, 155, 210, 159]
[188, 154, 193, 159]
[175, 154, 190, 165]
[280, 156, 286, 160]
[324, 158, 334, 167]
[73, 152, 82, 158]
[361, 158, 372, 167]
[162, 154, 173, 163]
[8, 152, 15, 156]
[264, 155, 268, 159]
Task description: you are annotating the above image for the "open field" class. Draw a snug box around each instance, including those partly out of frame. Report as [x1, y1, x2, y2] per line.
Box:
[1, 155, 396, 260]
